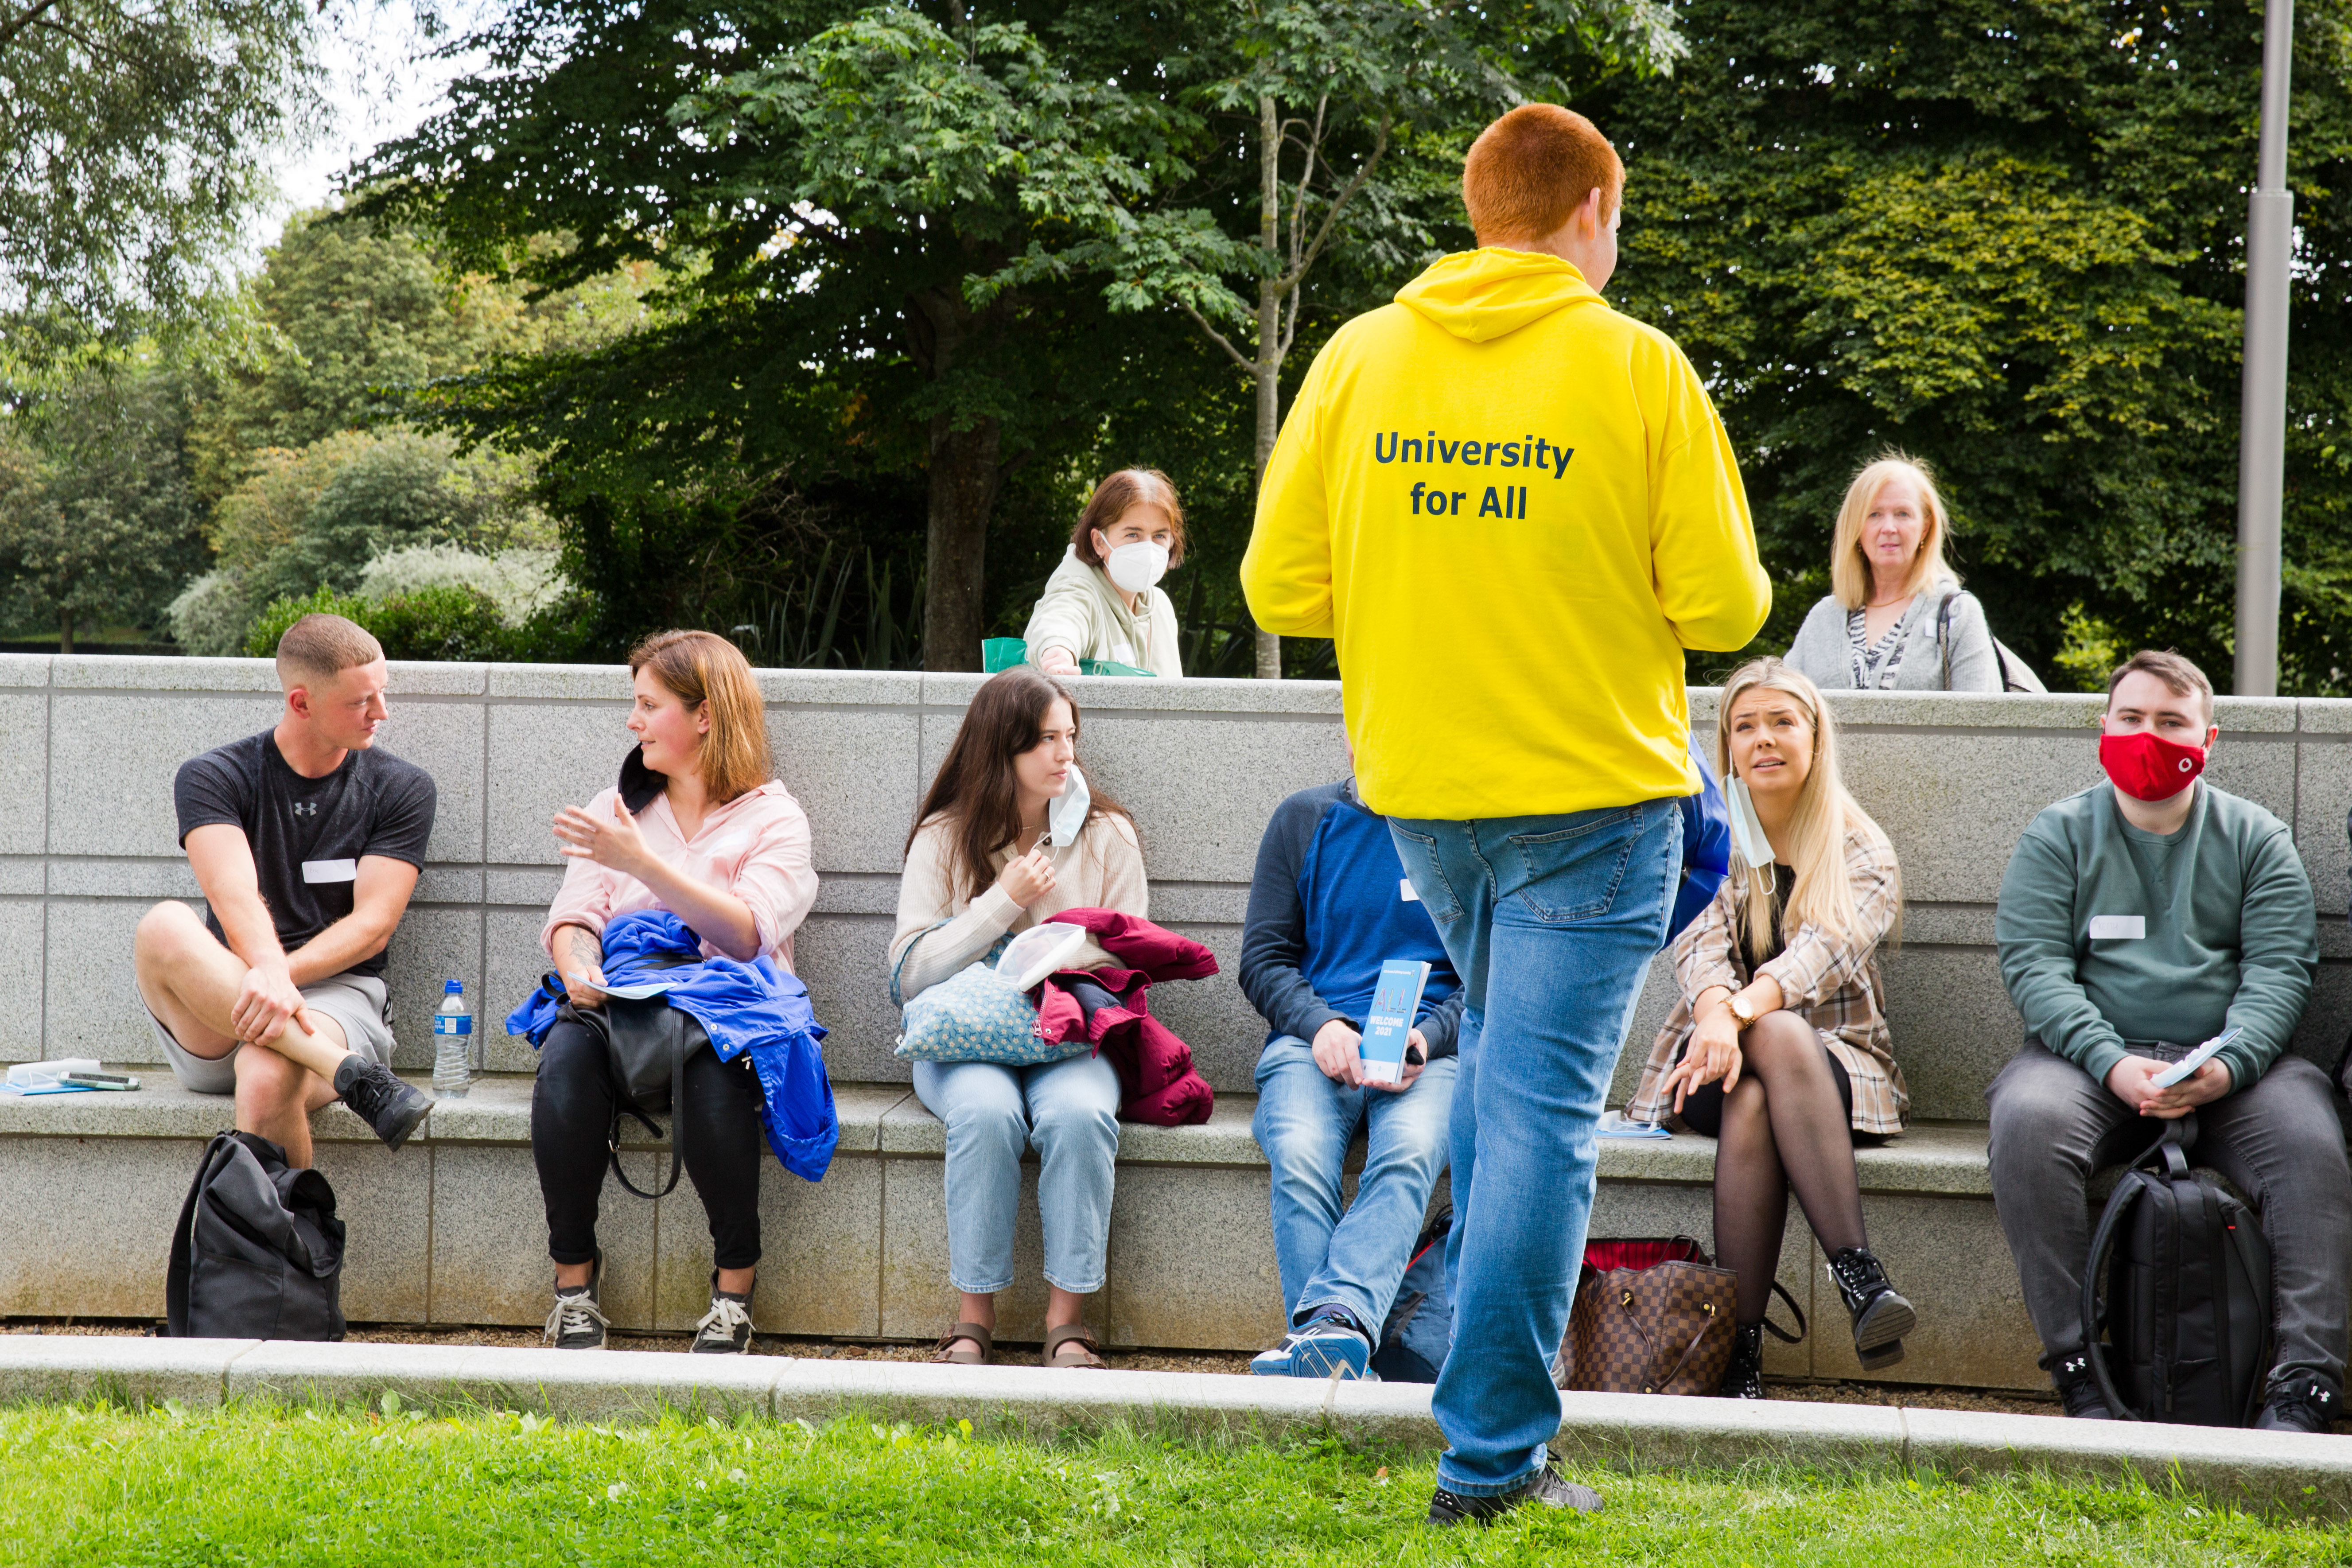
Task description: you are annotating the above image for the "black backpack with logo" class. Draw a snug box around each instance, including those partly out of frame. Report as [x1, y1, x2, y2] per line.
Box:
[2081, 1117, 2270, 1425]
[162, 1130, 346, 1340]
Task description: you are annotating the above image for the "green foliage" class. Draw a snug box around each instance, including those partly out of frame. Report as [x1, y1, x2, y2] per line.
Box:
[0, 357, 211, 647]
[1560, 0, 2352, 692]
[242, 579, 591, 663]
[0, 0, 319, 356]
[4, 1401, 2351, 1564]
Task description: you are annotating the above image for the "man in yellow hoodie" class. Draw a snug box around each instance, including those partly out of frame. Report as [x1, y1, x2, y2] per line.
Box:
[1244, 105, 1769, 1525]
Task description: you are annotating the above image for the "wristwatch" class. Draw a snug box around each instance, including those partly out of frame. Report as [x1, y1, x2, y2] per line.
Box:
[1725, 992, 1760, 1032]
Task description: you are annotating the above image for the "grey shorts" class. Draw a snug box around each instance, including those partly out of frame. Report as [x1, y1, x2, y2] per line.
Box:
[144, 972, 396, 1096]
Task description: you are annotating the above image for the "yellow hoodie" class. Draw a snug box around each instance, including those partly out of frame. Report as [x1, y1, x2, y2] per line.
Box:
[1243, 248, 1771, 820]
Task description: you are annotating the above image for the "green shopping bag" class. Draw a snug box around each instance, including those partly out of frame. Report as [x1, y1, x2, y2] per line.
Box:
[979, 638, 1155, 679]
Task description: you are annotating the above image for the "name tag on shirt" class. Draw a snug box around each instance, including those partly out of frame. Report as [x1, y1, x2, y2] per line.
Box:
[1400, 878, 1419, 903]
[301, 859, 358, 885]
[2088, 914, 2145, 941]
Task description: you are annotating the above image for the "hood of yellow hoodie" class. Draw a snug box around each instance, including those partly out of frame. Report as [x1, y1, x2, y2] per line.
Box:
[1392, 248, 1604, 344]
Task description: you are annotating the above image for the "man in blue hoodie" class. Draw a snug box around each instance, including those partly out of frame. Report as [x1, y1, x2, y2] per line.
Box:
[1240, 774, 1464, 1381]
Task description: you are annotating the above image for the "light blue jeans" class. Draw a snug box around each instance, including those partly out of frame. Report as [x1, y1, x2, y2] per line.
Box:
[1252, 1035, 1458, 1335]
[912, 1052, 1123, 1295]
[1391, 801, 1679, 1496]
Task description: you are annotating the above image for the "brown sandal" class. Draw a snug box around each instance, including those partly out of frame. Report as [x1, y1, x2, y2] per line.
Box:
[1043, 1323, 1108, 1370]
[930, 1322, 993, 1366]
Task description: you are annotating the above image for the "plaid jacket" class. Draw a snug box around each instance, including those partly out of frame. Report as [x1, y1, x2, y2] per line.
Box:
[1625, 823, 1908, 1136]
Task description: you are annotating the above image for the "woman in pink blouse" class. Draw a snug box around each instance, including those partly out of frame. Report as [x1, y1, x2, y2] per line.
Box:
[533, 630, 818, 1354]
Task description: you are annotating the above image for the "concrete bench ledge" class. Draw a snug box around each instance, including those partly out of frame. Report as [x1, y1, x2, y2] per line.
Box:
[2, 1335, 2347, 1518]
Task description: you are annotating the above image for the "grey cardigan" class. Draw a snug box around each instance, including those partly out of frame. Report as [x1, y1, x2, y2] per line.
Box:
[1784, 583, 2000, 693]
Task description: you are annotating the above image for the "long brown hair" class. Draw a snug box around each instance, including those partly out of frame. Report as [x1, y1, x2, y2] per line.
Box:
[629, 630, 770, 803]
[906, 668, 1132, 903]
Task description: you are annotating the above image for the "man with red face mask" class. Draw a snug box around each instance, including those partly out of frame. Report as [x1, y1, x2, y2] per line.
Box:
[1990, 650, 2347, 1432]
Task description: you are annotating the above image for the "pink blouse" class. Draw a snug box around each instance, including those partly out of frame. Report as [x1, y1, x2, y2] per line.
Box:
[540, 779, 820, 970]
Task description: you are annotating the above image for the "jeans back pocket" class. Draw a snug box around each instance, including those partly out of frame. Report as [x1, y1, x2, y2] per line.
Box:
[1501, 805, 1652, 923]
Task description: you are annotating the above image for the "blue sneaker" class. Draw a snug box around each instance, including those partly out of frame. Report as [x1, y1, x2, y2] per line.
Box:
[1251, 1311, 1374, 1379]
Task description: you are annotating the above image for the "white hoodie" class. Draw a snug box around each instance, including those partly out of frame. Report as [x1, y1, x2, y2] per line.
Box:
[1021, 546, 1185, 678]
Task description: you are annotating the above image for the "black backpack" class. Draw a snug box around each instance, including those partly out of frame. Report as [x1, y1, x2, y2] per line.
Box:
[2081, 1118, 2271, 1425]
[1371, 1208, 1453, 1383]
[163, 1131, 346, 1340]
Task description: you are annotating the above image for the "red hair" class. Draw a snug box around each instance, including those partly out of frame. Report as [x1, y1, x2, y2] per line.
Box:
[1462, 104, 1624, 245]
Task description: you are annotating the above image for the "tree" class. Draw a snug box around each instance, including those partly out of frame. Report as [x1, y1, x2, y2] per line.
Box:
[1557, 0, 2352, 690]
[0, 361, 209, 648]
[0, 0, 319, 355]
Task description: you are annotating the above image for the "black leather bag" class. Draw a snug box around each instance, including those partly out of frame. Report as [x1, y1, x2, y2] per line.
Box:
[163, 1130, 346, 1340]
[544, 966, 713, 1201]
[2082, 1117, 2273, 1426]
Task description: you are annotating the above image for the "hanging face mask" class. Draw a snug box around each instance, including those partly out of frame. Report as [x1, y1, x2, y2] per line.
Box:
[1103, 540, 1170, 595]
[1049, 762, 1092, 848]
[1725, 774, 1776, 869]
[2099, 730, 2207, 802]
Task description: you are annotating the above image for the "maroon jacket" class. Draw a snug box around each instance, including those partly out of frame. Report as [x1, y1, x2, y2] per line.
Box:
[1033, 907, 1217, 1126]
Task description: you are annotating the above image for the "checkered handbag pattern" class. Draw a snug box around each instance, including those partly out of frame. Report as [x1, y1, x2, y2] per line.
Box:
[1553, 1241, 1739, 1396]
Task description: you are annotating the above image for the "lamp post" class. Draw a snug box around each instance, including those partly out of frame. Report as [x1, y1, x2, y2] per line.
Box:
[2235, 0, 2296, 696]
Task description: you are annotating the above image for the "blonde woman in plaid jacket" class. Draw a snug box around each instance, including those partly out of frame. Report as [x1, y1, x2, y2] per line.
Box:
[1625, 658, 1913, 1399]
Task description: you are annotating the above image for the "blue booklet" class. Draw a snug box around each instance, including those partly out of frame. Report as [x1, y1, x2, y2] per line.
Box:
[1358, 959, 1431, 1086]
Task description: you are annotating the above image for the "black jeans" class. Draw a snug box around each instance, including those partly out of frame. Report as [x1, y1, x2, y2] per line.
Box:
[531, 1017, 766, 1270]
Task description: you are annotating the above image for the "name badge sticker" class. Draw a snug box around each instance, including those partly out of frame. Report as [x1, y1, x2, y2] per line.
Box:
[2088, 914, 2146, 941]
[301, 859, 358, 885]
[1400, 878, 1420, 903]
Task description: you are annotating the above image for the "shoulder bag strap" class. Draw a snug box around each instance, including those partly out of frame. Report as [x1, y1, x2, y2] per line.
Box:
[1938, 593, 1955, 689]
[162, 1132, 228, 1337]
[609, 1021, 689, 1200]
[890, 917, 955, 1009]
[2082, 1167, 2156, 1420]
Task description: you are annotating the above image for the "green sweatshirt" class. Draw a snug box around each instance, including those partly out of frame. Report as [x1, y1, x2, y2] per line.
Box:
[1995, 782, 2316, 1092]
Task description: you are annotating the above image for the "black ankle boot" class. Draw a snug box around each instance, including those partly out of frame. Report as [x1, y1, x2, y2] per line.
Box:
[1719, 1322, 1766, 1399]
[1827, 1247, 1916, 1372]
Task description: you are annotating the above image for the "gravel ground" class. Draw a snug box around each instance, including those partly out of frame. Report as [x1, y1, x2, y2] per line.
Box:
[4, 1318, 2057, 1412]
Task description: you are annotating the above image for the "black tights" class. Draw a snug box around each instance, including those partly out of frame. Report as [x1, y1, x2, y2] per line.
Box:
[531, 1017, 766, 1270]
[1676, 1013, 1867, 1325]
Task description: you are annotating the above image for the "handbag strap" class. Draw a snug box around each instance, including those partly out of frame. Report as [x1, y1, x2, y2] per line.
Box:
[890, 917, 955, 1009]
[609, 1026, 689, 1201]
[1938, 592, 1955, 689]
[1760, 1279, 1808, 1345]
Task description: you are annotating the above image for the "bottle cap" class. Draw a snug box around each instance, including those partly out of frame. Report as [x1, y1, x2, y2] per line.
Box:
[444, 979, 463, 993]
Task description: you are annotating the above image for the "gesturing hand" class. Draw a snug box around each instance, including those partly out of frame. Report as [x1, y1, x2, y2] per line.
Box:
[555, 795, 653, 877]
[995, 844, 1057, 909]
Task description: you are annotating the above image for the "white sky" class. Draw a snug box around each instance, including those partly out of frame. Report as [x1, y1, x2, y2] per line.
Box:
[244, 0, 487, 263]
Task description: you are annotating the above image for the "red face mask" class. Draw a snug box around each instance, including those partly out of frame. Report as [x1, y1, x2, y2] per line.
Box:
[2099, 730, 2206, 802]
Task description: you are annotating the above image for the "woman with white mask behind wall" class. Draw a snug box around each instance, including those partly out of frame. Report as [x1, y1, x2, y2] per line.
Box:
[1025, 469, 1187, 679]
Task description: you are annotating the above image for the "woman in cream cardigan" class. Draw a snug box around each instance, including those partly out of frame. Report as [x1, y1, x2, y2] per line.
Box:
[1784, 454, 2000, 693]
[1023, 468, 1187, 679]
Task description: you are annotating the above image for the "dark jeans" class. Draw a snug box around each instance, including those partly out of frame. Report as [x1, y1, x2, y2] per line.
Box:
[531, 1017, 766, 1270]
[1987, 1039, 2352, 1391]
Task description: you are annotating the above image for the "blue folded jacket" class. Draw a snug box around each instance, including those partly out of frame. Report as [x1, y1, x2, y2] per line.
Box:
[507, 910, 838, 1181]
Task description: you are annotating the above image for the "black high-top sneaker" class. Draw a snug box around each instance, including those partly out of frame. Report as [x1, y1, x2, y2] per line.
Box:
[2051, 1351, 2113, 1419]
[333, 1056, 432, 1150]
[691, 1272, 755, 1355]
[544, 1254, 609, 1351]
[1719, 1322, 1767, 1399]
[1826, 1246, 1916, 1372]
[2255, 1373, 2342, 1434]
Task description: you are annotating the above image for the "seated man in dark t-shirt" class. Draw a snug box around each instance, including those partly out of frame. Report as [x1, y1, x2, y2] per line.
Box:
[132, 613, 438, 1160]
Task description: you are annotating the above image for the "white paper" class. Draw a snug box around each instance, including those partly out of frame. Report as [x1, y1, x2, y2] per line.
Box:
[2151, 1027, 2241, 1089]
[2088, 914, 2146, 941]
[1399, 878, 1419, 903]
[597, 979, 677, 1000]
[301, 859, 358, 884]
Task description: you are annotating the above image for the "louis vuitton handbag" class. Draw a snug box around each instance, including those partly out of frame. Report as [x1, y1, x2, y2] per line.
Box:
[1551, 1236, 1799, 1396]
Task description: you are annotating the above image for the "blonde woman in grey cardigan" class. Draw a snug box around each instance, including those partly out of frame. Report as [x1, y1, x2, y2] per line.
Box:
[1784, 455, 2000, 693]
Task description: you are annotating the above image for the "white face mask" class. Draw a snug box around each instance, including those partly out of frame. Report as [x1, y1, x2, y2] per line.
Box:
[1726, 775, 1775, 870]
[1103, 540, 1170, 595]
[1050, 762, 1092, 848]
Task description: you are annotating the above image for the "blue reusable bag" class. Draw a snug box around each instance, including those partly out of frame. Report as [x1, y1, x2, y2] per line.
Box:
[892, 932, 1094, 1066]
[1670, 731, 1732, 948]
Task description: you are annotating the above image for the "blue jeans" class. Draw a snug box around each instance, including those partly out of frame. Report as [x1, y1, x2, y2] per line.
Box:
[1252, 1035, 1458, 1334]
[1391, 801, 1679, 1495]
[912, 1052, 1122, 1295]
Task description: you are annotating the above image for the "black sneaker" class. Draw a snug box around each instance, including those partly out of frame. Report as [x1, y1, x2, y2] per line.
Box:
[691, 1275, 755, 1355]
[2052, 1351, 2114, 1420]
[2255, 1374, 2341, 1433]
[333, 1056, 431, 1150]
[1428, 1461, 1603, 1527]
[544, 1257, 609, 1351]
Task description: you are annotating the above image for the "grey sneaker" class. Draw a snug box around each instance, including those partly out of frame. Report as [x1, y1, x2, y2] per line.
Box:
[1428, 1460, 1604, 1526]
[692, 1278, 755, 1355]
[333, 1056, 431, 1150]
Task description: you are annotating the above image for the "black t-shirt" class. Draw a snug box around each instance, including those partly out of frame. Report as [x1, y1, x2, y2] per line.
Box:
[173, 731, 438, 977]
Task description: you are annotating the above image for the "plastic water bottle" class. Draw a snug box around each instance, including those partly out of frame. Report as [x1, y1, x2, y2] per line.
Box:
[432, 980, 473, 1098]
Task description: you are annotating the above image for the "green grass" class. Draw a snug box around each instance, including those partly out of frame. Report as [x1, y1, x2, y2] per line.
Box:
[1, 1401, 2347, 1566]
